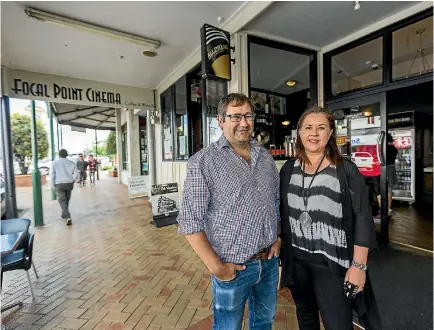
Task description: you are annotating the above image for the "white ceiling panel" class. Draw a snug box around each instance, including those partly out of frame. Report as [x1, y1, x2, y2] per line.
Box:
[244, 1, 422, 49]
[1, 1, 244, 89]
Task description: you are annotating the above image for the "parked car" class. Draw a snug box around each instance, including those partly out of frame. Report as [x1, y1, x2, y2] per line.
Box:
[1, 177, 6, 219]
[28, 160, 51, 175]
[351, 151, 374, 168]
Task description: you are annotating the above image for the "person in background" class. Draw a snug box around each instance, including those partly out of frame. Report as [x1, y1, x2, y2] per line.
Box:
[177, 93, 281, 330]
[87, 154, 100, 185]
[50, 149, 76, 226]
[373, 133, 398, 219]
[279, 105, 381, 330]
[76, 155, 88, 187]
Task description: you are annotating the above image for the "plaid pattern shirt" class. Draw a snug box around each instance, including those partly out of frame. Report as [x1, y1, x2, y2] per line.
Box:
[177, 135, 280, 264]
[87, 160, 98, 173]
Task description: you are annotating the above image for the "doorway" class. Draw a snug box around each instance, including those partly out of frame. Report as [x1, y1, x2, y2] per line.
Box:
[328, 93, 389, 244]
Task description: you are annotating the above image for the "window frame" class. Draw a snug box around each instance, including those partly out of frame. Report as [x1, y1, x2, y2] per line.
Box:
[324, 8, 433, 104]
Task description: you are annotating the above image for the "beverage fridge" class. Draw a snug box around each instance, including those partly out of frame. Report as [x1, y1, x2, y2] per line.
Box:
[389, 128, 415, 203]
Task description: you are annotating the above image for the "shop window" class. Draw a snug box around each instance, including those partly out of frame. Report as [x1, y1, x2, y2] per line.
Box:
[161, 88, 173, 161]
[175, 77, 189, 160]
[392, 16, 433, 81]
[248, 36, 316, 156]
[204, 79, 226, 146]
[331, 37, 383, 96]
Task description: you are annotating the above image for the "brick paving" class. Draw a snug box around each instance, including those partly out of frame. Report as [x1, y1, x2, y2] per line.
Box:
[1, 175, 351, 329]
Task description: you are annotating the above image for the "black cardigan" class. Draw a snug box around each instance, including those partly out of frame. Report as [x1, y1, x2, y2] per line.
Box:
[279, 159, 382, 330]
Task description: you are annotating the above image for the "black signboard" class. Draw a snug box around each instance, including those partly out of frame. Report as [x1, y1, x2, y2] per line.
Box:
[388, 111, 415, 129]
[150, 183, 179, 228]
[201, 24, 232, 81]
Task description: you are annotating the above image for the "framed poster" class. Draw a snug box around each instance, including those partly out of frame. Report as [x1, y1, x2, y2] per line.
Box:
[150, 183, 179, 227]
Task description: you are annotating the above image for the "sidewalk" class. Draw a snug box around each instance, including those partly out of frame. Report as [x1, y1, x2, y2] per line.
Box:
[2, 174, 306, 330]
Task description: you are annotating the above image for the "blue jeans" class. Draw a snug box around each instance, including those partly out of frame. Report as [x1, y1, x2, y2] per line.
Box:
[211, 256, 279, 330]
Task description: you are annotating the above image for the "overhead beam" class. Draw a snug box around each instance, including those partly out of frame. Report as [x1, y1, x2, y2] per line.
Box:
[51, 105, 101, 116]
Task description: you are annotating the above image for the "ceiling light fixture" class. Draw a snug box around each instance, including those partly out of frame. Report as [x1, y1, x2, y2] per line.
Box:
[354, 1, 360, 11]
[282, 120, 291, 126]
[286, 80, 297, 87]
[142, 50, 158, 57]
[24, 7, 161, 49]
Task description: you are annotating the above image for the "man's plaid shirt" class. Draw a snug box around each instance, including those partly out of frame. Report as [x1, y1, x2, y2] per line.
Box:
[177, 135, 280, 264]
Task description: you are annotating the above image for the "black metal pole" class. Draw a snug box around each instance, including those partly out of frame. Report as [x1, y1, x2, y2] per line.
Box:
[1, 96, 18, 218]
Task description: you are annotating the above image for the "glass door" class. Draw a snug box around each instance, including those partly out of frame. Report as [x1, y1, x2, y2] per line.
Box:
[328, 93, 389, 244]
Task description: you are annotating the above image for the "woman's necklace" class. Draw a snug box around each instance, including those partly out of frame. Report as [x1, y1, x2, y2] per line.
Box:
[299, 153, 326, 228]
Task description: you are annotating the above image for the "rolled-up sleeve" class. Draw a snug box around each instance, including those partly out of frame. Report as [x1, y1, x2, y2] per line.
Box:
[177, 158, 210, 235]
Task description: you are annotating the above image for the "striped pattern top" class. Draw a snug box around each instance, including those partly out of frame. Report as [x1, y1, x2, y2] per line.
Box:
[287, 160, 350, 268]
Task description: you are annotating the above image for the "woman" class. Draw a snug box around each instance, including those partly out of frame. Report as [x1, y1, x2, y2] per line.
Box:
[279, 105, 381, 330]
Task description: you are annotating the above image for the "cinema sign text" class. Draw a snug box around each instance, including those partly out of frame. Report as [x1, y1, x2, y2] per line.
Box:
[2, 68, 155, 110]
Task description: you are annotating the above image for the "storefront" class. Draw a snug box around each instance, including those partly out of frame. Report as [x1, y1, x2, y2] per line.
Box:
[151, 2, 432, 248]
[324, 9, 433, 249]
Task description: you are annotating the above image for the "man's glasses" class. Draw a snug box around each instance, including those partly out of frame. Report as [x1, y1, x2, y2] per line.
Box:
[224, 114, 256, 122]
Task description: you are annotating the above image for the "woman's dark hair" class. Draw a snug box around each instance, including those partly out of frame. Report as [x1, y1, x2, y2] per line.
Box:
[295, 104, 344, 166]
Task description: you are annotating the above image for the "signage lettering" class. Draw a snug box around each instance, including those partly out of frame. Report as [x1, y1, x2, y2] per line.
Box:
[12, 78, 122, 105]
[5, 69, 155, 110]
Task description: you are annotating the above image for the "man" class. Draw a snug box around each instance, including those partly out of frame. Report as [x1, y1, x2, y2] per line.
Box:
[87, 154, 99, 185]
[76, 155, 88, 187]
[177, 93, 281, 330]
[50, 149, 76, 225]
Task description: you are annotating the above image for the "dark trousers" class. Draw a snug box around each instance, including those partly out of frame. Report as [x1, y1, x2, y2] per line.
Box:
[79, 171, 86, 185]
[89, 171, 96, 184]
[290, 259, 353, 330]
[55, 183, 73, 219]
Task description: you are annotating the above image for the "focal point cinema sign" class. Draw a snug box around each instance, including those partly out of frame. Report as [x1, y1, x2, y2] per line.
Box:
[1, 68, 155, 110]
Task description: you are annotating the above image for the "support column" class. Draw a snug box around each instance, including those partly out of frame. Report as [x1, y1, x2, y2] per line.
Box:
[56, 122, 60, 151]
[115, 109, 123, 183]
[95, 129, 100, 180]
[146, 109, 156, 193]
[60, 124, 63, 148]
[1, 96, 18, 218]
[48, 103, 56, 200]
[31, 101, 43, 226]
[127, 109, 140, 178]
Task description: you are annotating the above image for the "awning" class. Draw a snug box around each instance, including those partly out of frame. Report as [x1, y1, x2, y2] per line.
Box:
[51, 102, 116, 131]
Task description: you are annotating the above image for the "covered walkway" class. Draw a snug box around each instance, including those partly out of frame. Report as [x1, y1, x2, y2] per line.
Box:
[1, 175, 300, 330]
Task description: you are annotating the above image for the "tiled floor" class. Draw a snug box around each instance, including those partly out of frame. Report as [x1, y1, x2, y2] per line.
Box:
[1, 175, 311, 330]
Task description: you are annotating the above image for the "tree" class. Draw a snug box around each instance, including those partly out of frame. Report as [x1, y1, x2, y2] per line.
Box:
[106, 131, 117, 155]
[11, 113, 49, 174]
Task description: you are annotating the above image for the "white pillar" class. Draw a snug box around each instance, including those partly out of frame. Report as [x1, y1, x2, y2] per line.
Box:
[127, 109, 141, 178]
[115, 109, 123, 183]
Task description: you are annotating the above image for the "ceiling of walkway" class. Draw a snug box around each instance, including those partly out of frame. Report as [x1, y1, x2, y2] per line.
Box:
[244, 1, 427, 95]
[244, 1, 422, 49]
[52, 103, 116, 131]
[1, 1, 244, 89]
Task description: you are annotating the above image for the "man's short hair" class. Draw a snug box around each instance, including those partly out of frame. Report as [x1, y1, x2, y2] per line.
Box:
[59, 149, 68, 158]
[217, 93, 254, 120]
[89, 154, 93, 157]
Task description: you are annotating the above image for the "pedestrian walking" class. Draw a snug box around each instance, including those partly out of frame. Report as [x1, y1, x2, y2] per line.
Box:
[50, 149, 76, 226]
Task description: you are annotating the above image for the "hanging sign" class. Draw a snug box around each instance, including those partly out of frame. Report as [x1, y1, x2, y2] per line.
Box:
[128, 175, 149, 199]
[2, 68, 155, 110]
[201, 24, 232, 81]
[150, 183, 179, 227]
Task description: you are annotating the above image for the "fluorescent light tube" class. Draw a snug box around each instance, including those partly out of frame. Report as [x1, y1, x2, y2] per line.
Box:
[25, 7, 161, 49]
